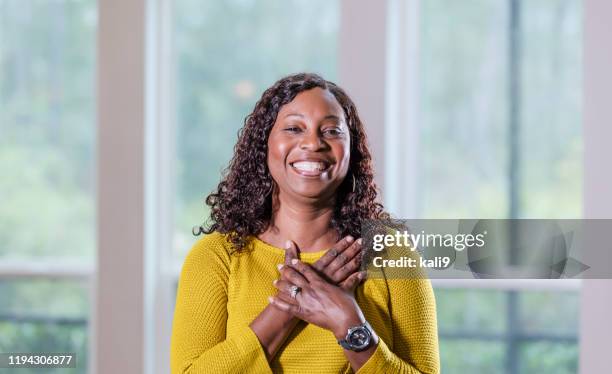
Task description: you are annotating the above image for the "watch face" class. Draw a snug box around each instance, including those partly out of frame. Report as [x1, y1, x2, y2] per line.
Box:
[348, 326, 371, 348]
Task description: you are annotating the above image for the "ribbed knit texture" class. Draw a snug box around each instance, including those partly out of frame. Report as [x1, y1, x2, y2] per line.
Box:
[170, 232, 440, 374]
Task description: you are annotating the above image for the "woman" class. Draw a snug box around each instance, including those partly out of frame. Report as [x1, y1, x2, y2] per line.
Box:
[170, 73, 440, 373]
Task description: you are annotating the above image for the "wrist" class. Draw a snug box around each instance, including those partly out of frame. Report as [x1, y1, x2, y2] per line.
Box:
[267, 303, 299, 325]
[332, 313, 365, 340]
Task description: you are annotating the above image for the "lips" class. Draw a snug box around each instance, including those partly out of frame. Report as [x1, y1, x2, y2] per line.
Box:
[289, 160, 332, 177]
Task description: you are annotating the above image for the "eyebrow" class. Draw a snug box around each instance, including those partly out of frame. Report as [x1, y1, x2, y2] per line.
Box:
[284, 113, 343, 122]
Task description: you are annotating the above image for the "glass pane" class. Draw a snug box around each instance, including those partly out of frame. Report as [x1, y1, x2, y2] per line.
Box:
[419, 0, 509, 218]
[435, 288, 506, 334]
[520, 0, 582, 218]
[172, 0, 340, 257]
[440, 340, 505, 374]
[419, 0, 582, 219]
[436, 288, 580, 373]
[0, 0, 97, 260]
[519, 342, 578, 374]
[0, 279, 89, 374]
[0, 1, 94, 372]
[519, 290, 579, 336]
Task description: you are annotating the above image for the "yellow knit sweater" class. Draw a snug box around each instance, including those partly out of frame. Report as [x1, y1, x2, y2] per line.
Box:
[170, 232, 440, 374]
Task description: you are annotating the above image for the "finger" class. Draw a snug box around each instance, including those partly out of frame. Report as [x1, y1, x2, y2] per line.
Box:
[332, 250, 363, 283]
[276, 289, 299, 305]
[268, 296, 302, 317]
[340, 271, 367, 292]
[343, 237, 363, 260]
[313, 235, 354, 271]
[284, 240, 299, 265]
[327, 238, 362, 274]
[278, 264, 309, 287]
[273, 279, 301, 298]
[289, 259, 322, 283]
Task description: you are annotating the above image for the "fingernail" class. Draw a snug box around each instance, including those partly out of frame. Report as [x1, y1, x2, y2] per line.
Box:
[346, 236, 354, 243]
[277, 264, 284, 271]
[273, 279, 278, 286]
[268, 296, 274, 303]
[357, 238, 363, 245]
[291, 258, 298, 265]
[285, 240, 292, 249]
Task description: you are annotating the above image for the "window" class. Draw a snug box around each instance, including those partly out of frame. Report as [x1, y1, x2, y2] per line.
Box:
[417, 1, 582, 373]
[419, 0, 581, 219]
[437, 288, 579, 374]
[0, 280, 89, 374]
[0, 1, 96, 373]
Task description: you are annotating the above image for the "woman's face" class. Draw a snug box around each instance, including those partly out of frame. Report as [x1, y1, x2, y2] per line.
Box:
[267, 87, 351, 202]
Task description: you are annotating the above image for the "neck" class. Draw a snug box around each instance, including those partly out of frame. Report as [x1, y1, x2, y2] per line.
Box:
[260, 192, 339, 253]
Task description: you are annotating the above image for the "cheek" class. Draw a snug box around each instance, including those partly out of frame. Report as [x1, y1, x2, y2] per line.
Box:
[267, 135, 290, 170]
[335, 141, 351, 170]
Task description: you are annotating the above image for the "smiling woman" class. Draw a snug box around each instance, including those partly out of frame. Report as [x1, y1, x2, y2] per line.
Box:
[170, 73, 440, 373]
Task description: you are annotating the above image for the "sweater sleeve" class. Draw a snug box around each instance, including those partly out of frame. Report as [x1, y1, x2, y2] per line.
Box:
[356, 278, 440, 374]
[170, 235, 272, 374]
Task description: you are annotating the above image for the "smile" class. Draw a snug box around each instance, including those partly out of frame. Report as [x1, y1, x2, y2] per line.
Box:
[290, 161, 332, 177]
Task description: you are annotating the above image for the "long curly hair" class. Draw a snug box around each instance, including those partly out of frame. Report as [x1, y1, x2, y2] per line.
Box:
[202, 73, 388, 250]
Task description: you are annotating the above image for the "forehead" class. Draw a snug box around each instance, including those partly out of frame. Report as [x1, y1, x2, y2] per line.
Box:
[277, 87, 345, 120]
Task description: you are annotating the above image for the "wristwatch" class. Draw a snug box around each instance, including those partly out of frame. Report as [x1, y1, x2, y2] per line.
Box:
[338, 321, 373, 351]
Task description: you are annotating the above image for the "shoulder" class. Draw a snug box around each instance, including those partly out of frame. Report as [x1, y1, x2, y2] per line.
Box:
[181, 231, 235, 275]
[197, 231, 235, 251]
[386, 278, 437, 315]
[385, 277, 434, 296]
[175, 233, 238, 309]
[364, 277, 434, 301]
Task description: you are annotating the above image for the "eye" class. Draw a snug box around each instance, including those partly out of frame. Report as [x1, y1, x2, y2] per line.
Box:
[284, 125, 302, 133]
[323, 127, 344, 137]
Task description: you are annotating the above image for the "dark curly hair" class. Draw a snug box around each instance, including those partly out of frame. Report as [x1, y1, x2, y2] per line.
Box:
[202, 72, 388, 250]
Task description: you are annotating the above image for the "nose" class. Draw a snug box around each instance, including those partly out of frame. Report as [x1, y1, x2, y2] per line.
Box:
[299, 130, 326, 151]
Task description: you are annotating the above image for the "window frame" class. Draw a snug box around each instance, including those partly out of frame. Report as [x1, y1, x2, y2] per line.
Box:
[383, 0, 591, 373]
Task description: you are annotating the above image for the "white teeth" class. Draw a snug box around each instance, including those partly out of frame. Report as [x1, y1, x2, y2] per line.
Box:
[292, 161, 327, 172]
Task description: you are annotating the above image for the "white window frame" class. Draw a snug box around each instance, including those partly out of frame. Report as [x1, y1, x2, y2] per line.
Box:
[579, 1, 612, 373]
[95, 0, 146, 370]
[96, 0, 177, 373]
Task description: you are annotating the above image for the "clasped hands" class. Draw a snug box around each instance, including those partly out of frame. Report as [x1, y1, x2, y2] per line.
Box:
[268, 236, 367, 340]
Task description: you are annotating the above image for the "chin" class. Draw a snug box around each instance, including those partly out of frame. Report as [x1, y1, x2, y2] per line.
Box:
[290, 184, 340, 201]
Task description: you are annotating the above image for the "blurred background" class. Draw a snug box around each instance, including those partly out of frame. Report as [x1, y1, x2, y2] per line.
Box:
[1, 0, 610, 373]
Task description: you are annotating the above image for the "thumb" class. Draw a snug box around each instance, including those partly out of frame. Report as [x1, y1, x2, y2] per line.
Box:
[284, 240, 300, 265]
